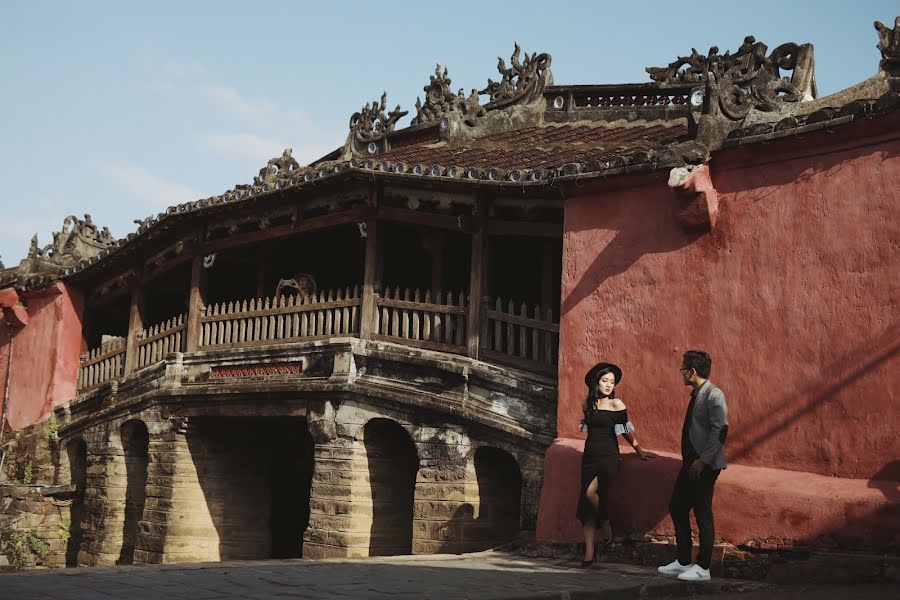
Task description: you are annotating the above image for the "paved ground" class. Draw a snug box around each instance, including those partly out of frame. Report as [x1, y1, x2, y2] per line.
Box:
[0, 552, 895, 600]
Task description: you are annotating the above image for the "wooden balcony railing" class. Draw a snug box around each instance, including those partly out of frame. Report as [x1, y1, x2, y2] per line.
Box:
[480, 297, 559, 374]
[199, 286, 361, 349]
[77, 338, 126, 392]
[374, 286, 467, 354]
[135, 315, 186, 370]
[76, 286, 560, 392]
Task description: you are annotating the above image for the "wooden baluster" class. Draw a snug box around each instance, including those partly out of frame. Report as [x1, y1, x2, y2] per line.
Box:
[494, 298, 503, 352]
[325, 289, 334, 336]
[342, 286, 350, 334]
[411, 289, 421, 340]
[391, 287, 400, 337]
[519, 302, 528, 358]
[443, 292, 453, 345]
[401, 287, 411, 338]
[532, 305, 541, 362]
[352, 285, 361, 333]
[423, 290, 432, 341]
[506, 299, 515, 356]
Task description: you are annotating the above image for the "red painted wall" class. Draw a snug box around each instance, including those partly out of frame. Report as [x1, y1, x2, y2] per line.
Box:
[0, 283, 84, 431]
[538, 114, 900, 548]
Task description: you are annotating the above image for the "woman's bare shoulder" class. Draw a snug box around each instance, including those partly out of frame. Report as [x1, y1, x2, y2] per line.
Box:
[612, 398, 627, 410]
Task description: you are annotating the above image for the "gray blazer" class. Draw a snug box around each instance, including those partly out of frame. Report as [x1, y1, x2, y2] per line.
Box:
[688, 380, 729, 470]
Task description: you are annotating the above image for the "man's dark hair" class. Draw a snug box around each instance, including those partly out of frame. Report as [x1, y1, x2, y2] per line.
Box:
[683, 350, 712, 379]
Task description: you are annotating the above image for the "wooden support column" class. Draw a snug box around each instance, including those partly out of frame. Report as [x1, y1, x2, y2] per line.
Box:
[124, 286, 145, 375]
[185, 255, 207, 352]
[466, 195, 489, 359]
[360, 183, 382, 339]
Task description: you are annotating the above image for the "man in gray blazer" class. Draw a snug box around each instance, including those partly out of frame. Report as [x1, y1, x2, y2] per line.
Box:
[658, 350, 729, 582]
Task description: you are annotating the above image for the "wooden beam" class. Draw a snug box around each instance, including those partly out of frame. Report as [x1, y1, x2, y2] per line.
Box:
[123, 285, 145, 375]
[486, 220, 562, 238]
[202, 208, 371, 254]
[466, 195, 489, 359]
[377, 206, 476, 233]
[185, 255, 207, 352]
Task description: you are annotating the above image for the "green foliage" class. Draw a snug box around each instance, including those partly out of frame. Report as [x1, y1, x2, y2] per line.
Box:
[58, 519, 71, 544]
[47, 415, 60, 445]
[22, 461, 33, 485]
[1, 530, 49, 569]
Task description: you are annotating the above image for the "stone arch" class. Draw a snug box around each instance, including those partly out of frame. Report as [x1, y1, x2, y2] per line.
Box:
[363, 417, 419, 556]
[64, 437, 88, 567]
[118, 419, 149, 565]
[470, 446, 522, 550]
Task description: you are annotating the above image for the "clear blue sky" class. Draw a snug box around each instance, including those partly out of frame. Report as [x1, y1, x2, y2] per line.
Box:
[1, 1, 896, 265]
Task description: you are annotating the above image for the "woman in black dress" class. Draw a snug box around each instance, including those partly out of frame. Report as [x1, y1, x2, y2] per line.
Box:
[578, 362, 650, 566]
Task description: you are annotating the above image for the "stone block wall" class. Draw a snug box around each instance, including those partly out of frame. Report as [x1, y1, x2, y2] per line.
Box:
[0, 485, 69, 568]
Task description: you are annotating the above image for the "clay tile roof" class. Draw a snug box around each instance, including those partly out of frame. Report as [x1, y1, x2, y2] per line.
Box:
[376, 120, 689, 171]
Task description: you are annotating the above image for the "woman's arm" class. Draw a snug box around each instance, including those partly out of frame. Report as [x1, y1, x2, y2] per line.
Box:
[614, 399, 651, 460]
[622, 432, 650, 460]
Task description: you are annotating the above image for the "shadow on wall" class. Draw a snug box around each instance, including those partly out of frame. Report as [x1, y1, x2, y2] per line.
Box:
[727, 324, 900, 467]
[365, 418, 418, 557]
[802, 460, 900, 551]
[561, 177, 705, 318]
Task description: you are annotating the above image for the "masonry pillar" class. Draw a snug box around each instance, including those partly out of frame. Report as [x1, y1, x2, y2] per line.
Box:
[76, 430, 127, 565]
[303, 400, 361, 559]
[412, 429, 473, 554]
[134, 418, 220, 564]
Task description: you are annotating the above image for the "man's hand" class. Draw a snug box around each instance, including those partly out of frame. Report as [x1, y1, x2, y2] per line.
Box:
[689, 459, 706, 478]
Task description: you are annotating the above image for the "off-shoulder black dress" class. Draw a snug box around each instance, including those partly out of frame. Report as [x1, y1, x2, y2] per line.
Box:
[576, 408, 633, 524]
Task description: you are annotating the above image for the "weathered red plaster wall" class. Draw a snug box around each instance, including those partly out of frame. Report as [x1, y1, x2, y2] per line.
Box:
[0, 283, 84, 430]
[538, 116, 900, 547]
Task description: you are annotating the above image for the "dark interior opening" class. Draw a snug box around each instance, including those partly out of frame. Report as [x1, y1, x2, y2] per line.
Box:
[65, 438, 88, 567]
[473, 446, 522, 550]
[487, 236, 562, 314]
[118, 420, 149, 565]
[381, 223, 471, 298]
[83, 295, 129, 350]
[364, 418, 419, 556]
[143, 263, 191, 326]
[205, 225, 365, 306]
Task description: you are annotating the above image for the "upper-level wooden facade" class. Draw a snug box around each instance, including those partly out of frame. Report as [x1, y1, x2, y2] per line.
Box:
[75, 177, 564, 393]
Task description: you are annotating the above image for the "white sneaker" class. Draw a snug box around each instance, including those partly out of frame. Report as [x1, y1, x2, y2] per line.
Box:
[677, 564, 711, 581]
[657, 560, 692, 575]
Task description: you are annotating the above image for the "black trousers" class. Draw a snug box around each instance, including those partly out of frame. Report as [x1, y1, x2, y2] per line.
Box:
[668, 464, 720, 570]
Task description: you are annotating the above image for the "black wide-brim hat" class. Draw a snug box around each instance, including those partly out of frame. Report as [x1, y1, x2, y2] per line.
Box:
[584, 362, 623, 389]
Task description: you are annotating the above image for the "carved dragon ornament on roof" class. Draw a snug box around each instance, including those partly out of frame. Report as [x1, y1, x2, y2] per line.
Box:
[480, 43, 553, 110]
[411, 65, 485, 126]
[646, 36, 816, 120]
[350, 93, 409, 142]
[875, 16, 900, 73]
[18, 214, 115, 277]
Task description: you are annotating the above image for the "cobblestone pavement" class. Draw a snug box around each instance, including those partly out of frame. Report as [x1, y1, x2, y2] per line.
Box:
[0, 551, 895, 600]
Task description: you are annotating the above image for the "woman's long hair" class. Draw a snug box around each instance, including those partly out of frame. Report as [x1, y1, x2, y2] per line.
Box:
[583, 367, 617, 415]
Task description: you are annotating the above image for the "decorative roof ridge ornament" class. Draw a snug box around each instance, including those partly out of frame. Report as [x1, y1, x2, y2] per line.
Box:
[646, 35, 816, 120]
[411, 64, 486, 127]
[18, 214, 115, 279]
[875, 16, 900, 75]
[350, 93, 408, 142]
[480, 43, 553, 110]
